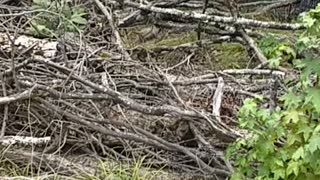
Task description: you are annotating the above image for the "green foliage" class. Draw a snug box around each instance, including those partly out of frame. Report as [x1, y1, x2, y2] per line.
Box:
[296, 4, 320, 54]
[300, 3, 320, 36]
[258, 35, 296, 68]
[28, 0, 87, 37]
[227, 4, 320, 180]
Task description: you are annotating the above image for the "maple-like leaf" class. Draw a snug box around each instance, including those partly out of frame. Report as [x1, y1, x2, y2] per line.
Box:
[292, 147, 305, 160]
[307, 135, 320, 153]
[306, 88, 320, 113]
[280, 90, 302, 109]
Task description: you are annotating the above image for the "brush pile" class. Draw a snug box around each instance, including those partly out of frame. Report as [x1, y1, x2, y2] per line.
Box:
[0, 0, 312, 179]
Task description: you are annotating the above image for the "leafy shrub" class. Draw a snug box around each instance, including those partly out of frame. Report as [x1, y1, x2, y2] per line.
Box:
[258, 35, 296, 68]
[28, 0, 87, 37]
[226, 3, 320, 180]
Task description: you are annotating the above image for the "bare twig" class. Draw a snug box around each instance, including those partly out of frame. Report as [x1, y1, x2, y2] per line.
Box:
[1, 75, 8, 138]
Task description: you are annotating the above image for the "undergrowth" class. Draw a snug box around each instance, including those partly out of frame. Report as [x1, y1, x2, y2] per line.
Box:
[28, 0, 87, 37]
[226, 4, 320, 180]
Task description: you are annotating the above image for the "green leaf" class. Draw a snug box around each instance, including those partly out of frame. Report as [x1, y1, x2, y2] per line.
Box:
[314, 124, 320, 133]
[297, 36, 320, 52]
[230, 171, 244, 180]
[35, 24, 49, 32]
[278, 44, 296, 58]
[280, 90, 302, 109]
[292, 147, 305, 160]
[273, 168, 286, 179]
[303, 14, 317, 27]
[274, 159, 284, 167]
[283, 110, 302, 124]
[306, 88, 320, 113]
[307, 135, 320, 153]
[258, 164, 270, 177]
[238, 157, 248, 167]
[33, 0, 51, 7]
[279, 150, 289, 162]
[287, 133, 302, 146]
[268, 57, 282, 68]
[298, 124, 313, 141]
[275, 126, 286, 138]
[287, 160, 300, 176]
[256, 139, 274, 157]
[71, 13, 87, 25]
[301, 57, 320, 77]
[259, 35, 281, 58]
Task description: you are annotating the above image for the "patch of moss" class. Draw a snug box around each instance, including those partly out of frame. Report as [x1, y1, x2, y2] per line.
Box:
[156, 33, 197, 46]
[213, 43, 249, 69]
[141, 32, 198, 50]
[122, 27, 252, 70]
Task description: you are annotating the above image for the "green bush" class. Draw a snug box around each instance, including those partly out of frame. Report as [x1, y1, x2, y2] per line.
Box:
[28, 0, 87, 37]
[226, 4, 320, 180]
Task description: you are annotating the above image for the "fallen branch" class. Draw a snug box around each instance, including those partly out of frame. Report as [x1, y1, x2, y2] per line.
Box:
[0, 136, 50, 146]
[212, 77, 224, 122]
[0, 89, 34, 105]
[222, 69, 286, 77]
[123, 0, 304, 30]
